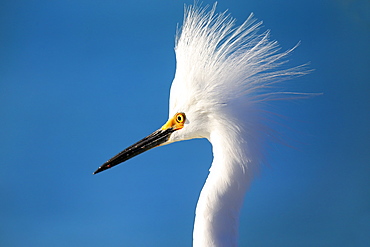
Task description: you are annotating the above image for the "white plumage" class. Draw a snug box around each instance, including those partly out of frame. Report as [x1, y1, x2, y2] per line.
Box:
[168, 4, 307, 246]
[94, 3, 308, 247]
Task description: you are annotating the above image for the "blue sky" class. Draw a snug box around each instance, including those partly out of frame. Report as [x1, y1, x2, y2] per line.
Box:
[1, 0, 369, 246]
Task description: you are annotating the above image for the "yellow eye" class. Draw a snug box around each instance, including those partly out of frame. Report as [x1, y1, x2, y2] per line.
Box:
[176, 113, 186, 123]
[161, 112, 186, 131]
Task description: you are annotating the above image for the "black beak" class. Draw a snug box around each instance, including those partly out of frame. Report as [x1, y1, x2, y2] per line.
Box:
[93, 128, 175, 174]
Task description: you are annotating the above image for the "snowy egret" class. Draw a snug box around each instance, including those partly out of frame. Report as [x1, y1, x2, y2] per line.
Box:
[94, 3, 308, 246]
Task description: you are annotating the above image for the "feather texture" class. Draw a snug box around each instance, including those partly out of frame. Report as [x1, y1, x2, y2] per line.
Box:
[166, 3, 309, 246]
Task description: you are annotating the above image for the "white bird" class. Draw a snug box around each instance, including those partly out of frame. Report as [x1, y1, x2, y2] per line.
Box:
[94, 3, 308, 247]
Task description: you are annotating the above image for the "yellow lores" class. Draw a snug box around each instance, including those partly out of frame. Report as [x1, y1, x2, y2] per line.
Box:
[161, 112, 186, 131]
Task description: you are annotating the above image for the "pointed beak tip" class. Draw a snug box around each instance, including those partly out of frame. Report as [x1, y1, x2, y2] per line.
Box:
[93, 127, 175, 176]
[93, 166, 105, 175]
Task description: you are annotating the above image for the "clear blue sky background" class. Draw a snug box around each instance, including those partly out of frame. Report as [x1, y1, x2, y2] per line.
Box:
[1, 0, 369, 246]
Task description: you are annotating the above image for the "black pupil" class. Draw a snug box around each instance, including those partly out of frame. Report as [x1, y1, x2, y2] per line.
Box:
[177, 116, 182, 122]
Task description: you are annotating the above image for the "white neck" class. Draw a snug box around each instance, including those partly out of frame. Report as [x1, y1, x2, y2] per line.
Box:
[193, 128, 254, 247]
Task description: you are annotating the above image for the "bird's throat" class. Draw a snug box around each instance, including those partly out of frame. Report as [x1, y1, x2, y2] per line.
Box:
[193, 130, 253, 247]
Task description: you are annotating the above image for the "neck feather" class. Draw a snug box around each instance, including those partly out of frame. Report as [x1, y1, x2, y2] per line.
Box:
[193, 127, 256, 247]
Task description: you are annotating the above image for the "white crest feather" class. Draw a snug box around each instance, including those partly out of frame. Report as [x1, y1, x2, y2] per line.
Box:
[170, 3, 308, 116]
